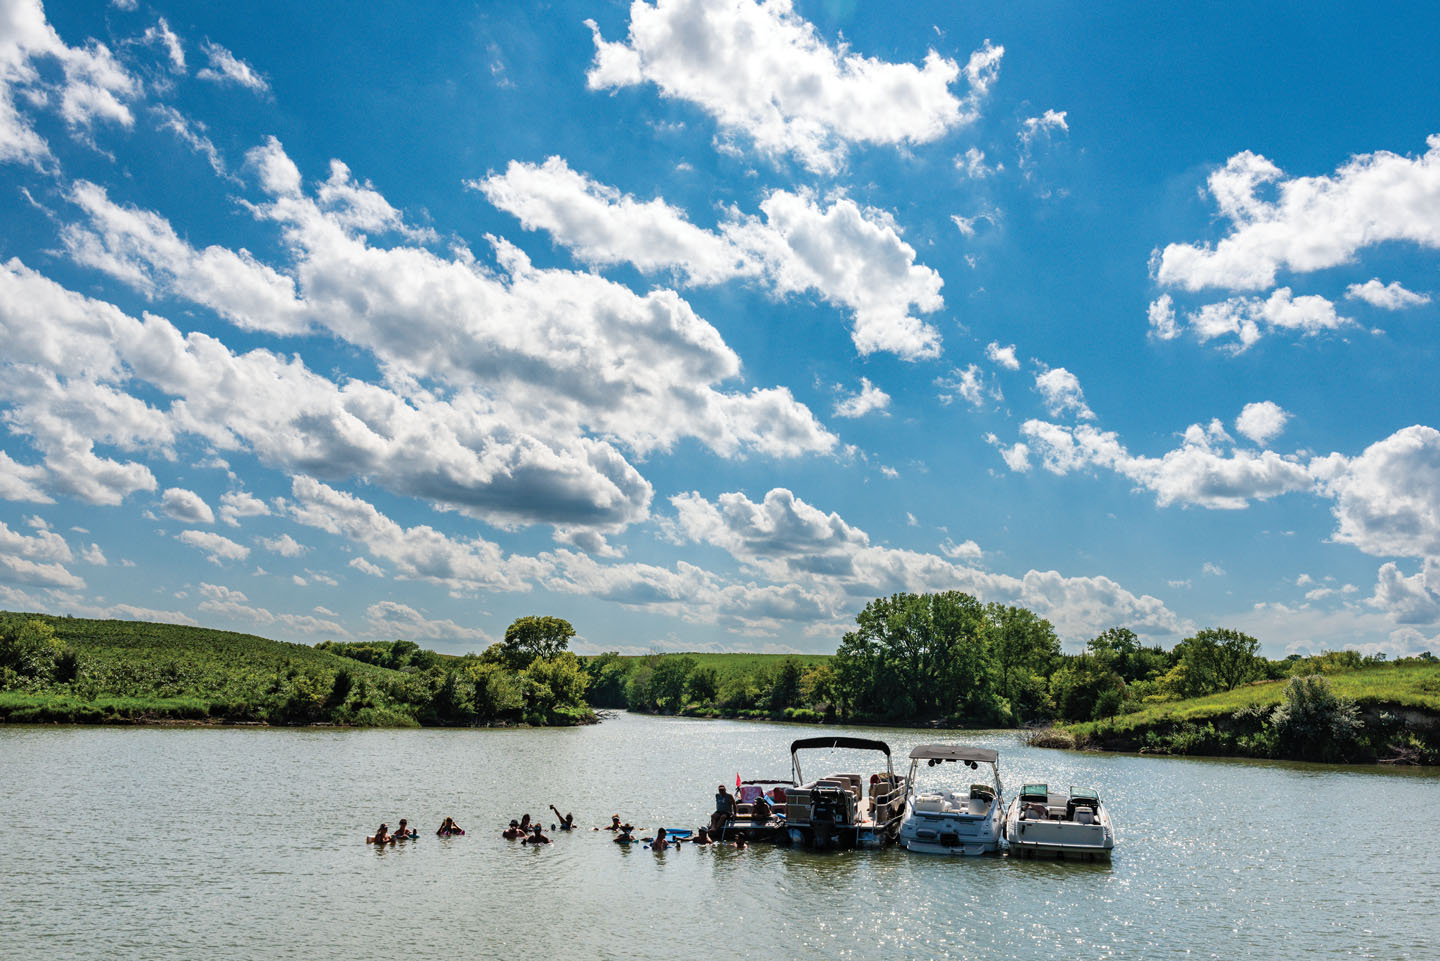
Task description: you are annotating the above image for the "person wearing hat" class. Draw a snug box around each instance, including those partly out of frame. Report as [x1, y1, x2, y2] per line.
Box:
[613, 823, 636, 843]
[503, 820, 524, 839]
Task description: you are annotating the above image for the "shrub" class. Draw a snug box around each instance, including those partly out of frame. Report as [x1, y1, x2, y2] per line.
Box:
[1268, 674, 1362, 762]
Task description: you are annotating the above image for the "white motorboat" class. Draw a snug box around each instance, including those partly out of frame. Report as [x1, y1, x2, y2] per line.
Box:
[898, 744, 1004, 856]
[1003, 783, 1115, 859]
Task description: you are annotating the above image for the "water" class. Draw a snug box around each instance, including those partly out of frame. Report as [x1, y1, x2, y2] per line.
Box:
[1, 712, 1436, 960]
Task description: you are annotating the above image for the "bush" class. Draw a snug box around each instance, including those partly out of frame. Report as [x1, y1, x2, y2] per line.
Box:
[1268, 674, 1362, 762]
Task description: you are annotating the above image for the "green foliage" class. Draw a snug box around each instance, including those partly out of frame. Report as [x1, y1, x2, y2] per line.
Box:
[1050, 655, 1125, 722]
[0, 611, 592, 728]
[0, 618, 66, 684]
[315, 640, 437, 672]
[1268, 674, 1363, 761]
[1171, 628, 1263, 697]
[499, 616, 575, 671]
[520, 652, 590, 724]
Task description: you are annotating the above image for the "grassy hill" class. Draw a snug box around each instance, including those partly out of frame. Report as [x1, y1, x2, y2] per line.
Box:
[1, 611, 445, 726]
[1058, 662, 1440, 764]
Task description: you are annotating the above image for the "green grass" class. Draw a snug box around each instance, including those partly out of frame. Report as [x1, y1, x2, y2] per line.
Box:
[587, 652, 830, 674]
[1068, 662, 1440, 738]
[0, 610, 420, 725]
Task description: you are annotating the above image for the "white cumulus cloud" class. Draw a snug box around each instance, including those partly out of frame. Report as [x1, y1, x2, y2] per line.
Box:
[586, 0, 1002, 173]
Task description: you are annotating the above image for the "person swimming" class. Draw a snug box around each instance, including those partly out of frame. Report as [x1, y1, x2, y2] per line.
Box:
[549, 805, 575, 831]
[614, 823, 636, 843]
[692, 826, 712, 845]
[436, 817, 464, 836]
[522, 825, 552, 845]
[368, 823, 395, 845]
[601, 814, 622, 832]
[503, 820, 525, 840]
[394, 818, 416, 840]
[651, 828, 668, 851]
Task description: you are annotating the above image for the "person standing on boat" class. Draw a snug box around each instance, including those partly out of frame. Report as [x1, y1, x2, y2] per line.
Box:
[711, 784, 735, 832]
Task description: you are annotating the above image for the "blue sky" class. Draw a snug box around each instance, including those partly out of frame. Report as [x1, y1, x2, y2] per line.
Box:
[3, 0, 1440, 657]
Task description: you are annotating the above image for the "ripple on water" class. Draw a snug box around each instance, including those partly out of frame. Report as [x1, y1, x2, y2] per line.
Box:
[1, 716, 1437, 961]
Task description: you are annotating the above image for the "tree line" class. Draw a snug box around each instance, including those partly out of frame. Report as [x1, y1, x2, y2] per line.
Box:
[586, 591, 1421, 726]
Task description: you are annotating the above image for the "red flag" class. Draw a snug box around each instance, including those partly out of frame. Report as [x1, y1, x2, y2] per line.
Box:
[736, 772, 741, 790]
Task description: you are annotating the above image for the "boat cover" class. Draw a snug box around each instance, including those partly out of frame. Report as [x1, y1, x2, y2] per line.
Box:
[908, 743, 999, 763]
[790, 736, 890, 756]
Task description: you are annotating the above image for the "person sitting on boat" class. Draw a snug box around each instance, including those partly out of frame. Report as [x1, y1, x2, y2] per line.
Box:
[549, 805, 575, 831]
[751, 793, 772, 822]
[1023, 801, 1049, 821]
[368, 823, 394, 844]
[436, 817, 463, 836]
[503, 819, 525, 839]
[614, 823, 636, 843]
[710, 785, 735, 832]
[651, 828, 669, 851]
[522, 825, 552, 845]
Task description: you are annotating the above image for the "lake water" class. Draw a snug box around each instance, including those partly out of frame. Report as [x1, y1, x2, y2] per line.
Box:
[2, 712, 1437, 960]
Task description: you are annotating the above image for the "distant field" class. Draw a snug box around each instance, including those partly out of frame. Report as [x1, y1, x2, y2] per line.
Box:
[587, 652, 832, 675]
[0, 611, 420, 725]
[1068, 662, 1440, 738]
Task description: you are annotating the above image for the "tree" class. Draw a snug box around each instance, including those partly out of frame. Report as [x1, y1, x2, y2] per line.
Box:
[685, 666, 719, 704]
[0, 618, 64, 683]
[465, 661, 522, 719]
[499, 616, 576, 671]
[646, 655, 694, 713]
[1174, 628, 1263, 695]
[521, 653, 591, 723]
[987, 604, 1061, 721]
[769, 658, 803, 712]
[833, 592, 998, 722]
[1050, 655, 1125, 722]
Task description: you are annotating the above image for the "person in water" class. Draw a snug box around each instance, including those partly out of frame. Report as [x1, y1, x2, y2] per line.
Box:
[369, 823, 394, 845]
[614, 823, 636, 843]
[522, 825, 551, 845]
[519, 813, 532, 833]
[692, 826, 712, 845]
[549, 805, 575, 831]
[711, 785, 735, 832]
[733, 835, 748, 850]
[651, 828, 669, 851]
[503, 820, 525, 840]
[436, 817, 464, 836]
[602, 814, 622, 832]
[394, 818, 415, 840]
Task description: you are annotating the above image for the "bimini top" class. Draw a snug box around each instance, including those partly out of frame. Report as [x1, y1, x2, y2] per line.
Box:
[790, 736, 891, 757]
[908, 743, 999, 764]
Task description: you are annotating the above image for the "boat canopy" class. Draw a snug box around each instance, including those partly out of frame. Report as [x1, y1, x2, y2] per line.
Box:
[790, 736, 890, 757]
[908, 743, 998, 764]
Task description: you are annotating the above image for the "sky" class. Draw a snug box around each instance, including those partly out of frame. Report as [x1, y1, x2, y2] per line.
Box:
[2, 0, 1440, 658]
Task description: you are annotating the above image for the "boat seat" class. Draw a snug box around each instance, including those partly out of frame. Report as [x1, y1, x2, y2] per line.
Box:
[914, 794, 948, 813]
[1073, 808, 1095, 825]
[967, 797, 989, 816]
